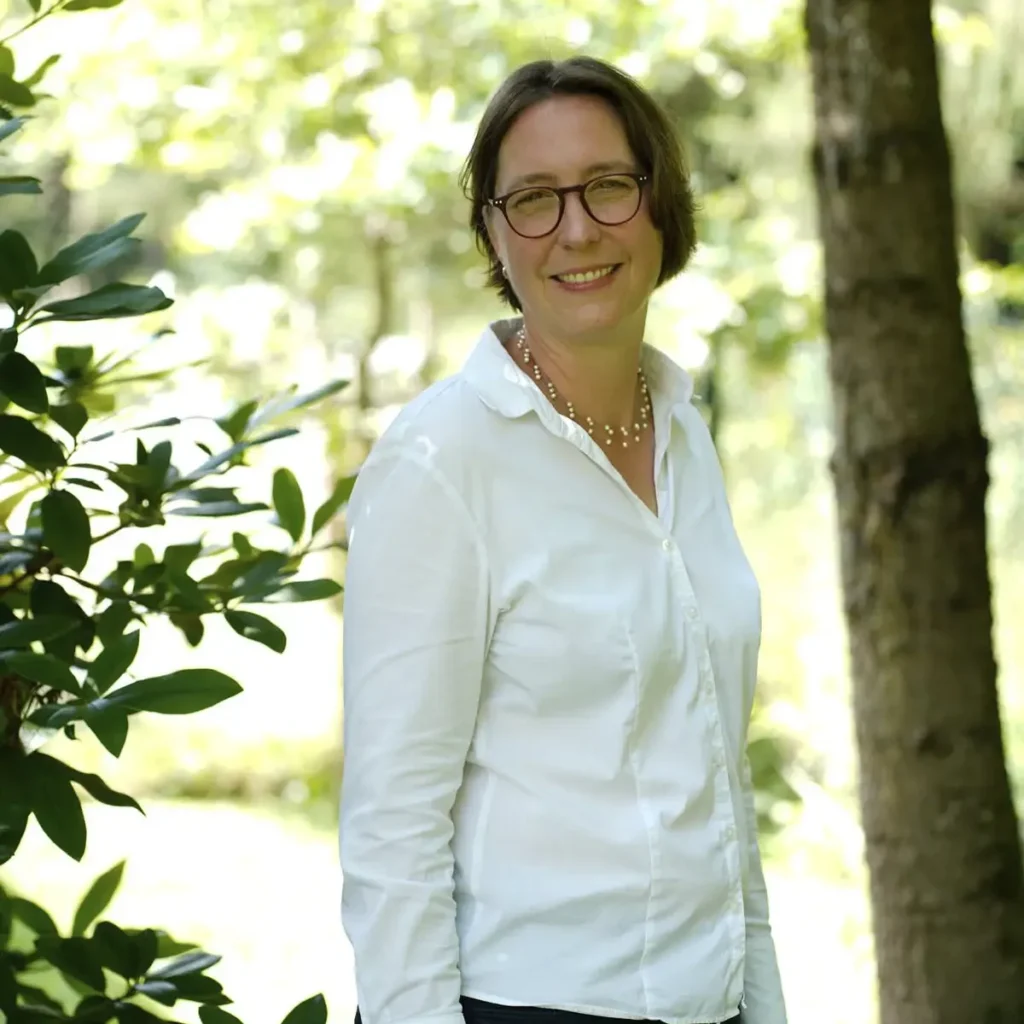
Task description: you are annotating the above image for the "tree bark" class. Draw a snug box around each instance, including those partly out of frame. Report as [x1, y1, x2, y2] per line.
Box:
[804, 2, 1024, 1022]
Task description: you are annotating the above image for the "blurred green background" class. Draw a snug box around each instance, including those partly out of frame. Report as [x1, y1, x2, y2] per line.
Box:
[2, 0, 1024, 1022]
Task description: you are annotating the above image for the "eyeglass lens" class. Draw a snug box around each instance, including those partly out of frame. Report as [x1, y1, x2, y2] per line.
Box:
[505, 175, 642, 237]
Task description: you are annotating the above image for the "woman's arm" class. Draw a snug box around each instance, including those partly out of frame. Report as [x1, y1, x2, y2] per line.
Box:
[340, 449, 490, 1024]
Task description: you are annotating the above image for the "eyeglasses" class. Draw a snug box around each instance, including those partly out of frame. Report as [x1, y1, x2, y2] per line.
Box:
[488, 172, 649, 239]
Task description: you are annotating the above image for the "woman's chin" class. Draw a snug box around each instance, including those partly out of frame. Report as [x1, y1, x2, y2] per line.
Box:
[553, 301, 635, 339]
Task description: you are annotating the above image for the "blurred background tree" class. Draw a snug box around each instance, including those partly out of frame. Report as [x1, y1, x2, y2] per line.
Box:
[806, 1, 1024, 1021]
[1, 0, 1022, 1022]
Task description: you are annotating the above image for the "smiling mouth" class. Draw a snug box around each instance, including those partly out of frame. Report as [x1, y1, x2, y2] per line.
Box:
[552, 264, 621, 284]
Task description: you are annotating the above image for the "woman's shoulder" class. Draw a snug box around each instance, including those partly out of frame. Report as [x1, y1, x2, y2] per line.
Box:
[370, 372, 493, 462]
[351, 366, 504, 522]
[364, 321, 516, 472]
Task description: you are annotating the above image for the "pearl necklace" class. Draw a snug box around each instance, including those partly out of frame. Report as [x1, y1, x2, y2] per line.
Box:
[513, 326, 651, 448]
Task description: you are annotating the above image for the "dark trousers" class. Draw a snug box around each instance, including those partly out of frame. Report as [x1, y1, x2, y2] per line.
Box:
[356, 996, 740, 1024]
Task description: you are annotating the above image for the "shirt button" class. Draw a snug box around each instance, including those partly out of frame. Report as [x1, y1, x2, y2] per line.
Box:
[662, 538, 673, 552]
[724, 824, 736, 841]
[685, 605, 699, 620]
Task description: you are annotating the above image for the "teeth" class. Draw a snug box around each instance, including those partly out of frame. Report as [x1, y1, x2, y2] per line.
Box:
[557, 266, 616, 284]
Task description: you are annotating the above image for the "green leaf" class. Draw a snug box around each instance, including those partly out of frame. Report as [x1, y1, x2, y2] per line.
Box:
[0, 414, 65, 470]
[200, 1007, 245, 1024]
[5, 650, 80, 694]
[0, 47, 11, 77]
[0, 351, 48, 413]
[0, 614, 77, 647]
[36, 935, 106, 992]
[0, 116, 25, 144]
[126, 928, 159, 979]
[42, 488, 92, 571]
[164, 542, 201, 574]
[36, 283, 171, 322]
[185, 427, 299, 480]
[23, 54, 60, 88]
[65, 0, 125, 8]
[136, 415, 181, 431]
[66, 476, 104, 491]
[0, 229, 38, 294]
[65, 765, 142, 812]
[249, 378, 349, 429]
[72, 861, 125, 936]
[154, 931, 198, 958]
[149, 950, 220, 980]
[280, 993, 328, 1024]
[23, 752, 87, 860]
[87, 629, 139, 693]
[0, 749, 30, 863]
[95, 600, 133, 645]
[311, 474, 357, 536]
[272, 468, 305, 542]
[37, 216, 145, 287]
[0, 175, 42, 196]
[92, 921, 136, 979]
[27, 0, 42, 12]
[262, 578, 342, 603]
[133, 543, 155, 569]
[225, 610, 286, 653]
[9, 896, 58, 936]
[172, 487, 236, 504]
[215, 398, 257, 442]
[33, 578, 94, 659]
[167, 500, 267, 517]
[168, 611, 204, 647]
[167, 568, 210, 613]
[73, 994, 118, 1022]
[106, 669, 241, 715]
[0, 75, 34, 109]
[86, 707, 129, 757]
[160, 972, 226, 1005]
[133, 979, 179, 1006]
[230, 550, 290, 596]
[49, 401, 89, 439]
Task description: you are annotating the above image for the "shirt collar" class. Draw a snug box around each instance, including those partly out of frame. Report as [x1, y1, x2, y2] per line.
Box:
[462, 317, 695, 426]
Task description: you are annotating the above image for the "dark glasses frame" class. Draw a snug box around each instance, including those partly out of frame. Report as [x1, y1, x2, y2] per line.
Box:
[488, 172, 650, 239]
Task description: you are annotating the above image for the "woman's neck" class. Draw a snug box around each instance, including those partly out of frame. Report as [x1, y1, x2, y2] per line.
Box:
[512, 319, 646, 429]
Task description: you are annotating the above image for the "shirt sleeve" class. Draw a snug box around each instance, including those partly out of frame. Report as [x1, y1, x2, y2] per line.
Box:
[739, 754, 788, 1024]
[339, 448, 490, 1024]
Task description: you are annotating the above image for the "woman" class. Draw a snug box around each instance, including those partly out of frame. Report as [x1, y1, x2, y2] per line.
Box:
[340, 56, 787, 1024]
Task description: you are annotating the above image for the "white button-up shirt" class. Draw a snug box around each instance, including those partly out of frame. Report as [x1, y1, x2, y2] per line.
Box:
[340, 319, 787, 1024]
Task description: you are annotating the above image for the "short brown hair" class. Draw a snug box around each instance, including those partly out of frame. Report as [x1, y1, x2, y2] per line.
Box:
[459, 56, 698, 311]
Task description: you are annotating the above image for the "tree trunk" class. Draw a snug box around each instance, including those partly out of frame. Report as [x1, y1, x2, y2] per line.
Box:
[804, 3, 1024, 1022]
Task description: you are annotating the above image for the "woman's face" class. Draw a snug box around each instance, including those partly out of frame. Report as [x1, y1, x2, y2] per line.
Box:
[487, 94, 663, 343]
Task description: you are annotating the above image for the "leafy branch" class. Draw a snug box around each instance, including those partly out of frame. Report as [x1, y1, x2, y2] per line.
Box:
[0, 14, 351, 1022]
